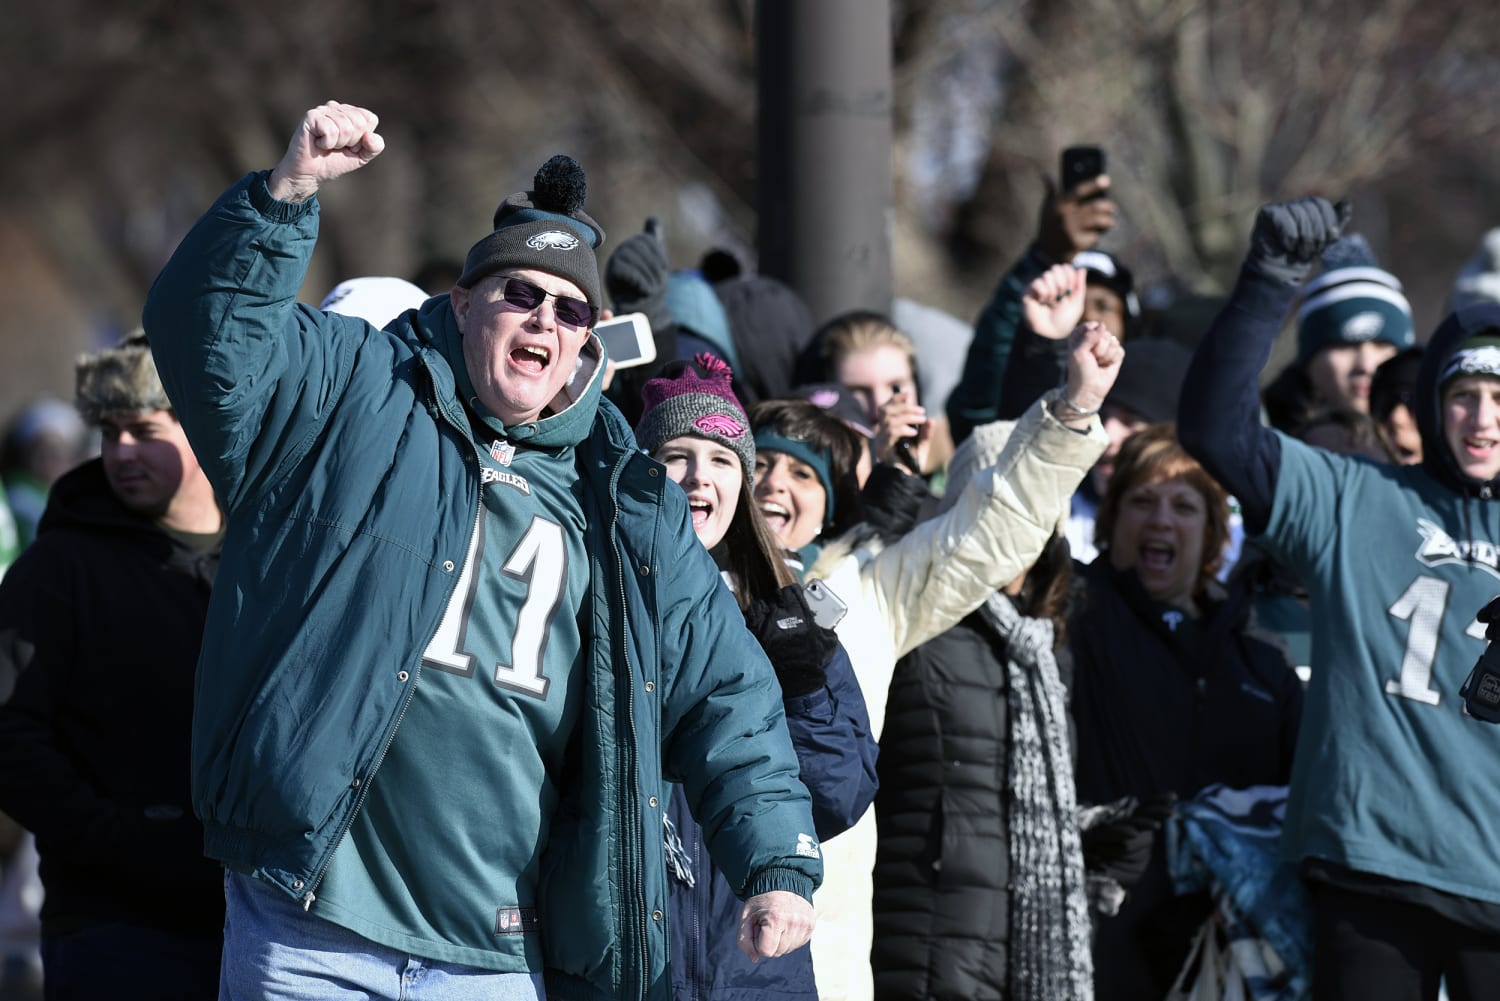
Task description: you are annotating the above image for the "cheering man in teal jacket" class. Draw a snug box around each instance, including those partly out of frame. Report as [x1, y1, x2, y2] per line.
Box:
[143, 101, 820, 1001]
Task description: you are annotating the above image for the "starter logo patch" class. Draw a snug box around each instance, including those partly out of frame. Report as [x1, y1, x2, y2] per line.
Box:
[494, 906, 540, 936]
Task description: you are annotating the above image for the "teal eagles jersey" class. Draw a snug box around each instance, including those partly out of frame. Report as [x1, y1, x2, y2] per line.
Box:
[1264, 434, 1500, 903]
[316, 434, 591, 972]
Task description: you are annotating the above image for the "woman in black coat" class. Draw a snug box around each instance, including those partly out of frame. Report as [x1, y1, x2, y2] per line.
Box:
[1070, 424, 1303, 1001]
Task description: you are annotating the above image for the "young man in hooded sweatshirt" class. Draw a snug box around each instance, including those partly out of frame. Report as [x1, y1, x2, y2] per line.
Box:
[1180, 196, 1500, 1001]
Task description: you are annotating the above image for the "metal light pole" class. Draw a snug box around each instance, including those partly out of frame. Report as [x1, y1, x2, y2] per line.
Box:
[756, 0, 893, 327]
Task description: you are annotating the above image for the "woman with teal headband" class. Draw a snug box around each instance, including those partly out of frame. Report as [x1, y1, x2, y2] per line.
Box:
[749, 321, 1126, 1001]
[747, 405, 863, 576]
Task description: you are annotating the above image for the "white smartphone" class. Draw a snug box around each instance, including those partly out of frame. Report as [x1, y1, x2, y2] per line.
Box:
[803, 579, 849, 630]
[594, 312, 657, 369]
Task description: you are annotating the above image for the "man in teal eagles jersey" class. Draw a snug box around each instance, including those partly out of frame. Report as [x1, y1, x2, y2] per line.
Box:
[143, 102, 820, 1001]
[1181, 197, 1500, 1001]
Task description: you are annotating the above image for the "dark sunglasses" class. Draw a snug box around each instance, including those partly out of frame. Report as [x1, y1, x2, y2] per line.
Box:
[495, 276, 597, 328]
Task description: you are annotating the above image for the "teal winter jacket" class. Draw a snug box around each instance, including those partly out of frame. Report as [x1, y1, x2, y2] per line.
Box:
[142, 172, 821, 1001]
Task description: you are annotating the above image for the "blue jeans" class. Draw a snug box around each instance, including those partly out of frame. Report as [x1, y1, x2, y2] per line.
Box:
[220, 871, 545, 1001]
[41, 922, 221, 1001]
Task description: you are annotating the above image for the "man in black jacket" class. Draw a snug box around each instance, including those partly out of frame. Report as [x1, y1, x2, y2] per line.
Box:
[0, 332, 225, 999]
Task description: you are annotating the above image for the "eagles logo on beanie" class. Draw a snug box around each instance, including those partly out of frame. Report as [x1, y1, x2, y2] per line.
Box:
[1296, 234, 1415, 366]
[75, 330, 172, 425]
[635, 354, 755, 481]
[1439, 333, 1500, 391]
[458, 155, 606, 310]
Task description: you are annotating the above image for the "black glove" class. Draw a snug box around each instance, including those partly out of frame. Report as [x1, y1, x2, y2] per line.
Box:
[860, 462, 932, 544]
[1079, 792, 1175, 889]
[1245, 197, 1352, 286]
[742, 584, 838, 698]
[605, 218, 673, 334]
[1477, 594, 1500, 641]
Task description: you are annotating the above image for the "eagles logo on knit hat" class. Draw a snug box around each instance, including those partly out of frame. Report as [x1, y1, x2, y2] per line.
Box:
[635, 354, 756, 480]
[75, 330, 172, 425]
[1295, 234, 1415, 366]
[458, 155, 606, 310]
[1439, 333, 1500, 390]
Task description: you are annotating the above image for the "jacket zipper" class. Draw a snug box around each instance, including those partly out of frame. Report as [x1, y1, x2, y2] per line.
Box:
[607, 448, 651, 1001]
[690, 816, 703, 1001]
[300, 376, 477, 910]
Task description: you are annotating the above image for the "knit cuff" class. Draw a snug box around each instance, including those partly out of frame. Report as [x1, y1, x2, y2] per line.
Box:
[743, 866, 816, 903]
[248, 170, 319, 224]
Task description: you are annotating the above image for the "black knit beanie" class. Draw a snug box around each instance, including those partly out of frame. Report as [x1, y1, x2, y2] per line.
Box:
[1106, 338, 1191, 424]
[458, 155, 606, 309]
[606, 228, 673, 334]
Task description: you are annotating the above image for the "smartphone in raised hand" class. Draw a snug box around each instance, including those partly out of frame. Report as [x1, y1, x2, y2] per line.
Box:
[1060, 146, 1106, 192]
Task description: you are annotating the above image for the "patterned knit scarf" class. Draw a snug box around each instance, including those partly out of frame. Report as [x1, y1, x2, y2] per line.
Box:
[980, 593, 1095, 1001]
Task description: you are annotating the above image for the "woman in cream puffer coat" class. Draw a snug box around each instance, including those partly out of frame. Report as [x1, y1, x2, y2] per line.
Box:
[749, 322, 1120, 1001]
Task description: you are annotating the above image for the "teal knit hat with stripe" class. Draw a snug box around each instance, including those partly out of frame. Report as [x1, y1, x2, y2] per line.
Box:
[1296, 235, 1414, 366]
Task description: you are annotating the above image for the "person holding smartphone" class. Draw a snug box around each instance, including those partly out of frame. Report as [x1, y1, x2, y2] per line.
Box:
[947, 145, 1125, 447]
[634, 354, 878, 1001]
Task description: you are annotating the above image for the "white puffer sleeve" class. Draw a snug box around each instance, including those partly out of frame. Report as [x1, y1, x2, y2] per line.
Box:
[811, 388, 1105, 683]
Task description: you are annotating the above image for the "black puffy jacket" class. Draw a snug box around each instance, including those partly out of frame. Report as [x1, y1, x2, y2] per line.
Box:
[871, 600, 1074, 1001]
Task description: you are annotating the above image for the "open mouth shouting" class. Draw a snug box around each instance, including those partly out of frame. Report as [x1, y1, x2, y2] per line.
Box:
[1138, 540, 1175, 573]
[688, 493, 715, 531]
[510, 343, 552, 374]
[759, 501, 791, 536]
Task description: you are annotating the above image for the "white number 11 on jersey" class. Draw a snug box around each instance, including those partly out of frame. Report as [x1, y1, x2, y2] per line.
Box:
[422, 513, 566, 698]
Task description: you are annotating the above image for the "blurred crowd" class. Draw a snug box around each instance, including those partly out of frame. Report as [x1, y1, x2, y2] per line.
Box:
[1, 114, 1499, 1001]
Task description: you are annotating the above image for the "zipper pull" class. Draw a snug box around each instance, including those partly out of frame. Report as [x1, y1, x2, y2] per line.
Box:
[301, 890, 317, 911]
